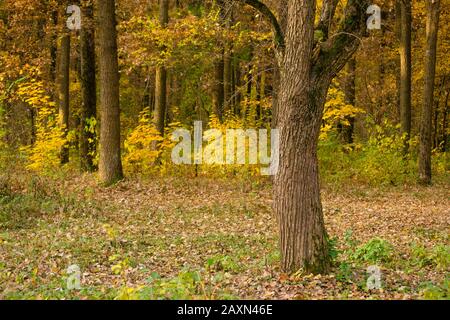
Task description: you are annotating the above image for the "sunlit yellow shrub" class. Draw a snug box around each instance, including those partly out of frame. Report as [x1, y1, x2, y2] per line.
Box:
[321, 85, 365, 141]
[11, 68, 67, 172]
[123, 108, 163, 174]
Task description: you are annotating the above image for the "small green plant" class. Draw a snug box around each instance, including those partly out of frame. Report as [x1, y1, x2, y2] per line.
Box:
[430, 245, 450, 271]
[133, 270, 201, 300]
[328, 236, 340, 264]
[421, 277, 449, 300]
[410, 243, 449, 271]
[263, 250, 280, 267]
[205, 255, 240, 273]
[343, 229, 359, 248]
[410, 243, 433, 268]
[336, 262, 353, 283]
[351, 238, 393, 265]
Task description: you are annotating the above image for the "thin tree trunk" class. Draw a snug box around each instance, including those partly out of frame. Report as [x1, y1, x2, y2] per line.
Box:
[154, 0, 169, 136]
[342, 57, 356, 144]
[223, 1, 233, 112]
[224, 49, 232, 112]
[394, 0, 401, 119]
[80, 1, 97, 172]
[271, 0, 287, 129]
[234, 59, 241, 115]
[441, 90, 449, 152]
[399, 0, 412, 154]
[58, 33, 70, 164]
[433, 77, 446, 149]
[98, 0, 124, 185]
[212, 0, 225, 121]
[29, 107, 36, 145]
[49, 10, 58, 86]
[419, 0, 441, 185]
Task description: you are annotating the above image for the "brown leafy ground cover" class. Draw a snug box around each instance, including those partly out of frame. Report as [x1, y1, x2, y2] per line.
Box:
[0, 174, 448, 300]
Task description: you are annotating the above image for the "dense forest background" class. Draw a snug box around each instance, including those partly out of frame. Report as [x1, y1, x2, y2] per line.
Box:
[0, 0, 448, 300]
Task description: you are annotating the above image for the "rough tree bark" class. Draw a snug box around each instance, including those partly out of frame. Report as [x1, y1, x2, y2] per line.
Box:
[419, 0, 441, 185]
[80, 0, 97, 172]
[154, 0, 169, 136]
[399, 0, 412, 154]
[98, 0, 124, 185]
[58, 33, 70, 164]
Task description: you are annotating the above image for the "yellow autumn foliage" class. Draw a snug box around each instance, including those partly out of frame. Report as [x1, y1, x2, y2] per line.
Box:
[321, 85, 365, 141]
[12, 69, 67, 172]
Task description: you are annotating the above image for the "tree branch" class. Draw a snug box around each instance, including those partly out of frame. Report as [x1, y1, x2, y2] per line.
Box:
[316, 0, 339, 39]
[236, 0, 285, 48]
[312, 0, 370, 78]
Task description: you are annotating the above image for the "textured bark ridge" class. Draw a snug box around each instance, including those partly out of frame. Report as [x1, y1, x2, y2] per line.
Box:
[274, 1, 331, 274]
[98, 0, 124, 185]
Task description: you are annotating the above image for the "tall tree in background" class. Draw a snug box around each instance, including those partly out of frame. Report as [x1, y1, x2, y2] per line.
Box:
[80, 0, 97, 172]
[212, 0, 225, 120]
[98, 0, 123, 184]
[223, 0, 233, 112]
[271, 0, 287, 129]
[341, 57, 357, 144]
[58, 28, 70, 164]
[154, 0, 169, 136]
[399, 0, 412, 153]
[419, 0, 441, 185]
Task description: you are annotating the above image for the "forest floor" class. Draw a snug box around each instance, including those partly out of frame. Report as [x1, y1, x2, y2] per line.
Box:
[0, 174, 448, 300]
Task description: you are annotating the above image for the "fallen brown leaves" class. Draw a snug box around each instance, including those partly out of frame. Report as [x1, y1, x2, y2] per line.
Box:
[0, 174, 448, 300]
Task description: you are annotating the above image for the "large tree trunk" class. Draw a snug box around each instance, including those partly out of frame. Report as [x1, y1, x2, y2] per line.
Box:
[154, 0, 169, 136]
[275, 1, 331, 274]
[419, 0, 440, 185]
[58, 33, 70, 164]
[228, 0, 367, 274]
[270, 0, 369, 274]
[80, 1, 97, 172]
[98, 0, 124, 185]
[399, 0, 412, 153]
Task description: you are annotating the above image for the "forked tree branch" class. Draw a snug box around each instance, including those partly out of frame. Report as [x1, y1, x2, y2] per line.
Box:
[313, 0, 371, 78]
[235, 0, 285, 48]
[316, 0, 339, 39]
